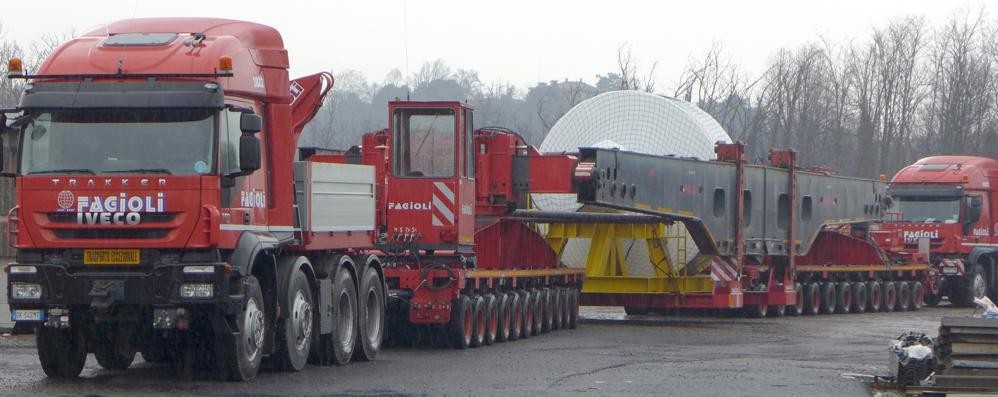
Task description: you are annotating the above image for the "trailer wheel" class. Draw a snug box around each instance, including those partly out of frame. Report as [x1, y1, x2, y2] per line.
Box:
[836, 282, 852, 314]
[851, 283, 867, 314]
[819, 282, 836, 314]
[882, 281, 896, 312]
[484, 294, 498, 346]
[94, 323, 136, 370]
[507, 292, 522, 341]
[519, 290, 533, 339]
[551, 288, 563, 331]
[911, 281, 925, 310]
[449, 294, 473, 349]
[530, 289, 543, 336]
[804, 282, 821, 315]
[897, 282, 912, 311]
[471, 295, 486, 347]
[215, 275, 265, 381]
[568, 288, 580, 329]
[923, 292, 941, 307]
[540, 288, 554, 333]
[624, 306, 649, 315]
[354, 266, 385, 361]
[495, 293, 510, 343]
[867, 281, 882, 312]
[560, 288, 572, 327]
[788, 283, 804, 316]
[37, 325, 87, 379]
[273, 269, 315, 371]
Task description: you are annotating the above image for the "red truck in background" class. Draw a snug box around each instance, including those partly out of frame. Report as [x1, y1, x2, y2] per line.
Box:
[877, 156, 998, 306]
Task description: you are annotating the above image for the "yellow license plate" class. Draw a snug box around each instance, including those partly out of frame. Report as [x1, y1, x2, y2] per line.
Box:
[84, 249, 140, 265]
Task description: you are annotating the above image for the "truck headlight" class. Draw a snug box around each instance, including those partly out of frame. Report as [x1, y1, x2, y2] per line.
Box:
[180, 283, 214, 298]
[11, 283, 42, 299]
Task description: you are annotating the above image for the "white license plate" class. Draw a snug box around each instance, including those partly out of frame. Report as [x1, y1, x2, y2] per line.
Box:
[12, 310, 44, 322]
[942, 267, 959, 275]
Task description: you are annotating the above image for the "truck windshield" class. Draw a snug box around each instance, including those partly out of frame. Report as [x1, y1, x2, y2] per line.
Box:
[893, 197, 960, 223]
[19, 108, 215, 176]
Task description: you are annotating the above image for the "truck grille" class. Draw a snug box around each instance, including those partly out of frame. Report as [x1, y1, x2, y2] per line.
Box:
[52, 229, 170, 240]
[47, 212, 177, 223]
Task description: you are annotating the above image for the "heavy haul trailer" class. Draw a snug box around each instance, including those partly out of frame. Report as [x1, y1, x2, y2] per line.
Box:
[876, 156, 998, 307]
[555, 142, 935, 317]
[1, 18, 583, 380]
[316, 107, 585, 349]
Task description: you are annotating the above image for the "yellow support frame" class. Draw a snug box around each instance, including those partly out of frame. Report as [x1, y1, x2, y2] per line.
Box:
[545, 222, 713, 294]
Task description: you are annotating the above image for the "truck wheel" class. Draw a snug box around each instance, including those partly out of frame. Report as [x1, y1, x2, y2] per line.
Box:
[530, 289, 543, 336]
[804, 282, 821, 315]
[449, 294, 473, 349]
[507, 292, 522, 341]
[957, 264, 989, 307]
[354, 267, 385, 361]
[923, 292, 941, 307]
[624, 306, 648, 315]
[484, 294, 498, 346]
[819, 282, 836, 314]
[273, 269, 314, 371]
[215, 275, 265, 381]
[471, 295, 486, 347]
[568, 288, 580, 329]
[867, 281, 882, 312]
[540, 288, 553, 333]
[518, 290, 533, 339]
[326, 267, 359, 364]
[911, 281, 925, 310]
[496, 293, 510, 343]
[882, 281, 896, 312]
[559, 288, 571, 327]
[788, 283, 804, 316]
[835, 282, 852, 314]
[897, 282, 911, 311]
[851, 283, 867, 314]
[94, 323, 136, 370]
[37, 326, 87, 378]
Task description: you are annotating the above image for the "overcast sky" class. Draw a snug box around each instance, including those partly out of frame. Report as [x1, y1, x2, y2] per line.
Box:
[1, 0, 992, 91]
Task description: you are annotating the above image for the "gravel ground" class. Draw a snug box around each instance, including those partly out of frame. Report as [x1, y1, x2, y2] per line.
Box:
[0, 305, 963, 396]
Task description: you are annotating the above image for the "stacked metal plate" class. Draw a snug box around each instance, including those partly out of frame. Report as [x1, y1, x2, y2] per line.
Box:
[934, 317, 998, 388]
[533, 90, 731, 271]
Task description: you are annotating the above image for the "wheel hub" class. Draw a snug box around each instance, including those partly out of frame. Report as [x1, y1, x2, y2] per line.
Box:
[972, 273, 987, 298]
[244, 298, 265, 362]
[292, 290, 313, 351]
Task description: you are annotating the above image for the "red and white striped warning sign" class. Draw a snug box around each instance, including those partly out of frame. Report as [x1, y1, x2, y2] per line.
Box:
[431, 182, 455, 226]
[710, 256, 739, 282]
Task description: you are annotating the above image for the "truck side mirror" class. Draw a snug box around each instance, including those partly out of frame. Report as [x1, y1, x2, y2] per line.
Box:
[239, 135, 261, 173]
[240, 113, 261, 134]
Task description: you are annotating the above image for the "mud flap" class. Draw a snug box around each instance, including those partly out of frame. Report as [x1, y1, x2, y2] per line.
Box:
[319, 278, 333, 335]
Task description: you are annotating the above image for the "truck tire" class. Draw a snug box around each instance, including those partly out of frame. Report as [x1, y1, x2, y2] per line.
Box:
[851, 282, 867, 314]
[354, 266, 385, 361]
[867, 281, 882, 312]
[483, 294, 498, 346]
[541, 288, 554, 333]
[471, 295, 486, 347]
[273, 269, 314, 371]
[215, 275, 265, 381]
[530, 289, 543, 336]
[449, 294, 473, 349]
[37, 326, 87, 378]
[923, 291, 942, 307]
[911, 281, 925, 310]
[313, 266, 359, 364]
[624, 306, 649, 315]
[552, 288, 563, 330]
[496, 293, 510, 343]
[788, 283, 804, 316]
[835, 282, 852, 314]
[897, 282, 911, 311]
[819, 282, 836, 314]
[507, 292, 522, 341]
[568, 288, 579, 329]
[518, 290, 532, 339]
[804, 282, 821, 315]
[956, 264, 989, 307]
[94, 323, 136, 370]
[560, 288, 572, 327]
[882, 281, 896, 312]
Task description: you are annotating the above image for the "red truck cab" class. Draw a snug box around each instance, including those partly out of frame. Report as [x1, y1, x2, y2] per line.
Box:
[880, 156, 998, 305]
